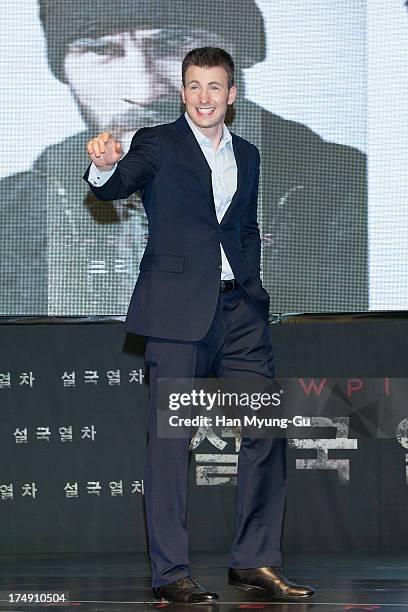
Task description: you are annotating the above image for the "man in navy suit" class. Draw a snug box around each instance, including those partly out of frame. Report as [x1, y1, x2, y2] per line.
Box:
[85, 47, 313, 604]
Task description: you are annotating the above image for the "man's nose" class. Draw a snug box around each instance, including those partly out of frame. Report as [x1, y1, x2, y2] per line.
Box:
[198, 89, 210, 105]
[118, 45, 169, 105]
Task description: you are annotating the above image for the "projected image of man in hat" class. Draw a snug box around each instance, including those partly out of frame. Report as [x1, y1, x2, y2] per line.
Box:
[0, 0, 367, 319]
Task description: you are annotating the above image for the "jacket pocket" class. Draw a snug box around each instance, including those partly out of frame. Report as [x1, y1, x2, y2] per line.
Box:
[139, 254, 185, 273]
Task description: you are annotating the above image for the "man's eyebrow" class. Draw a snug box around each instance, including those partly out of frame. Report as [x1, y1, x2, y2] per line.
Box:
[69, 36, 123, 47]
[187, 80, 223, 86]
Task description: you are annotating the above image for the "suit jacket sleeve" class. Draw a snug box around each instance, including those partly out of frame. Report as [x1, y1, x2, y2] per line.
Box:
[83, 127, 162, 200]
[240, 146, 262, 279]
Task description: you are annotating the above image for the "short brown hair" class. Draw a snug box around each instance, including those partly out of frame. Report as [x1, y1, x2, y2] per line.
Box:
[182, 47, 235, 89]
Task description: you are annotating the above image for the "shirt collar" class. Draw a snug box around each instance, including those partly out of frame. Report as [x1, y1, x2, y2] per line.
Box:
[184, 111, 232, 151]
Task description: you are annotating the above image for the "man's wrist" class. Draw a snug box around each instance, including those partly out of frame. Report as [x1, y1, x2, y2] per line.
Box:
[87, 162, 117, 187]
[93, 163, 114, 172]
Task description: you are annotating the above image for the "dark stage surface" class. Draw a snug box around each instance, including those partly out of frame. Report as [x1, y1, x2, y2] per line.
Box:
[0, 552, 407, 611]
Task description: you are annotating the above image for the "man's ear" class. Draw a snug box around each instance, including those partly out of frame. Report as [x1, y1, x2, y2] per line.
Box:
[228, 84, 237, 106]
[180, 85, 186, 105]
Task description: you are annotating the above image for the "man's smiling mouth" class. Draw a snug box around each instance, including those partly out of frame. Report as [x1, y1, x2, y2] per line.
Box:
[196, 107, 215, 115]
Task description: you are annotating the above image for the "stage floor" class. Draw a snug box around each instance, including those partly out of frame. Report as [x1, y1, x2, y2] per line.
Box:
[0, 552, 407, 611]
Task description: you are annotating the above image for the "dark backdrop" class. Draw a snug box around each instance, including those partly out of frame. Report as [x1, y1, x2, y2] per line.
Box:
[0, 315, 407, 554]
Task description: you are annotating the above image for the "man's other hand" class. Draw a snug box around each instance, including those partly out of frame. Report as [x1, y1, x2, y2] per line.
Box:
[86, 132, 122, 170]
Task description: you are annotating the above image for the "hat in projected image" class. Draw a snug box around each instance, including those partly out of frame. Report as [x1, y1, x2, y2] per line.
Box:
[38, 0, 266, 82]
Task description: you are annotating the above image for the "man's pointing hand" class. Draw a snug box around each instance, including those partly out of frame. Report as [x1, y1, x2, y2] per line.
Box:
[86, 132, 122, 171]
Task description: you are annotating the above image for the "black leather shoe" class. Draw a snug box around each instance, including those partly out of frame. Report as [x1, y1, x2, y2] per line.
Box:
[153, 576, 219, 604]
[228, 567, 314, 599]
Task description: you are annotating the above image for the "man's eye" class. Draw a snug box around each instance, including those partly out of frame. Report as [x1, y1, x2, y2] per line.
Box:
[166, 34, 194, 48]
[149, 30, 196, 55]
[95, 43, 125, 56]
[69, 40, 125, 57]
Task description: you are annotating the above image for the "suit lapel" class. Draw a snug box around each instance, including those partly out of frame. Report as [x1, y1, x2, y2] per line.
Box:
[174, 115, 216, 216]
[174, 114, 248, 222]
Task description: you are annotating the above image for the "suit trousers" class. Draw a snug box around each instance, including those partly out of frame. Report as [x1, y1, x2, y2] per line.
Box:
[143, 286, 287, 587]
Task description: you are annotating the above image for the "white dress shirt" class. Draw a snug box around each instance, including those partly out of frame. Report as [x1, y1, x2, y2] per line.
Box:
[88, 112, 238, 279]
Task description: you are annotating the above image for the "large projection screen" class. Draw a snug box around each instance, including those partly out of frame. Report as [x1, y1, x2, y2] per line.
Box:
[1, 1, 404, 317]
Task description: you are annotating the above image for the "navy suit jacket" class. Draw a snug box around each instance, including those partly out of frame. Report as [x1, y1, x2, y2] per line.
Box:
[84, 114, 269, 341]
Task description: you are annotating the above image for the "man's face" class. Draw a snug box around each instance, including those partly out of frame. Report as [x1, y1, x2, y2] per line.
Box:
[63, 27, 226, 141]
[181, 65, 237, 134]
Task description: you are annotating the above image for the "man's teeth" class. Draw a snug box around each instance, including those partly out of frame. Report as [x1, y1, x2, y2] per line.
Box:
[197, 108, 214, 114]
